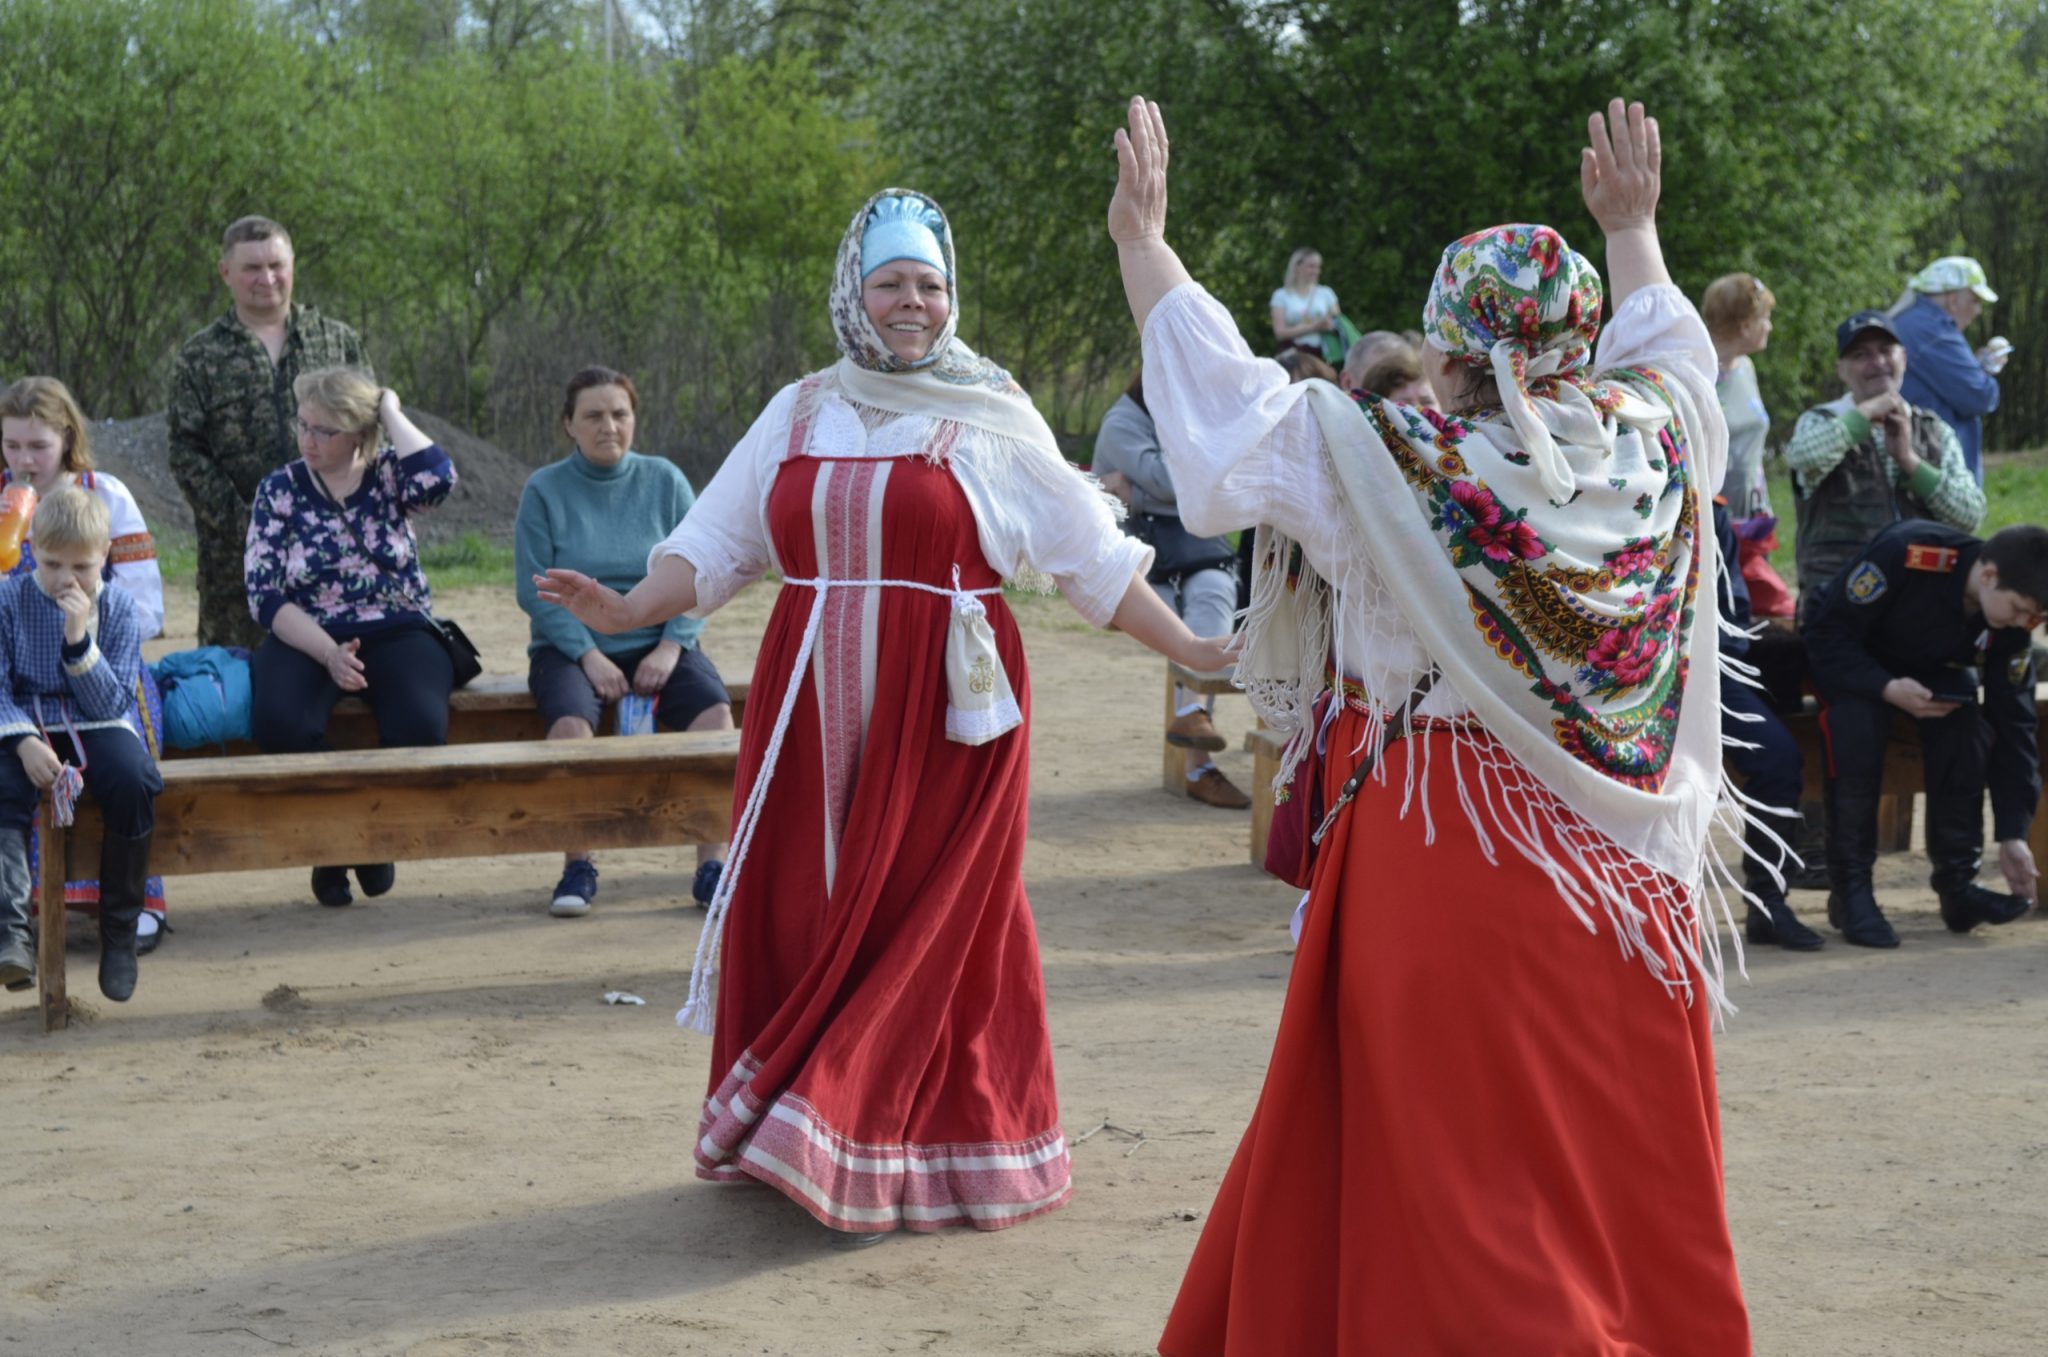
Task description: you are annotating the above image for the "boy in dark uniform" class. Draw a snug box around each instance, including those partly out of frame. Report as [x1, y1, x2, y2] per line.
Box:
[1804, 519, 2046, 946]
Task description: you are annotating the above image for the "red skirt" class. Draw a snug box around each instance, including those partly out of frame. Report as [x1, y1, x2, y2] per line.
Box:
[1161, 712, 1750, 1355]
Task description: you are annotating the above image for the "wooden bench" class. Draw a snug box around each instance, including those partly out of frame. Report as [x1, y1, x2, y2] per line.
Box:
[162, 674, 750, 758]
[34, 729, 742, 1032]
[1161, 662, 1243, 796]
[1243, 696, 2048, 876]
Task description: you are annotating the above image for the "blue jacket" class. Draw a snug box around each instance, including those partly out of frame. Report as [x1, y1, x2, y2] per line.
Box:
[1894, 293, 1999, 481]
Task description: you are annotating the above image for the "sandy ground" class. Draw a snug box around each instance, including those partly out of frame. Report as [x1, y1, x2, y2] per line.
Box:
[4, 578, 2046, 1357]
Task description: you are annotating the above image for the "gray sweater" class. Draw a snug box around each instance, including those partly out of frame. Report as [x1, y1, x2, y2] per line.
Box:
[1091, 395, 1182, 517]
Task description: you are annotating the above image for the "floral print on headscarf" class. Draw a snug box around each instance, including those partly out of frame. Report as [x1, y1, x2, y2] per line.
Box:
[828, 188, 1014, 391]
[1422, 224, 1659, 506]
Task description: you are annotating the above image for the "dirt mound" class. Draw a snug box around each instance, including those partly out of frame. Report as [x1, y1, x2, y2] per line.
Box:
[88, 409, 532, 545]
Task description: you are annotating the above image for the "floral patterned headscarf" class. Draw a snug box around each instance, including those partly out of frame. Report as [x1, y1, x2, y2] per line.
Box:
[1422, 224, 1661, 505]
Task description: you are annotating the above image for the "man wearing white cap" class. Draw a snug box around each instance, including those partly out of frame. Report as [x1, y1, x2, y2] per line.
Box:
[1888, 255, 2009, 481]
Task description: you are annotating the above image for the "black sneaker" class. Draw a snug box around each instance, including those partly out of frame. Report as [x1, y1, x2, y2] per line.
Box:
[353, 863, 397, 898]
[550, 860, 599, 918]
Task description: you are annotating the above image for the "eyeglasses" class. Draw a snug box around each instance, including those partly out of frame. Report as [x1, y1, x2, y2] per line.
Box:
[293, 417, 348, 441]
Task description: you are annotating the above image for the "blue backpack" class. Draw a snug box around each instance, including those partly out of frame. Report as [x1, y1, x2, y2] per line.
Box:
[151, 646, 253, 750]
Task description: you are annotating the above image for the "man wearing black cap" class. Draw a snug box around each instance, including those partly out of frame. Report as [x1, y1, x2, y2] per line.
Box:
[1785, 310, 1986, 625]
[1803, 519, 2046, 945]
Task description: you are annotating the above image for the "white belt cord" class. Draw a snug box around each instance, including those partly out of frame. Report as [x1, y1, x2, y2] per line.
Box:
[676, 570, 1004, 1034]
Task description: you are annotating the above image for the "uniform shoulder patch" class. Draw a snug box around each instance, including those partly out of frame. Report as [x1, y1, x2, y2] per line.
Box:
[1846, 560, 1888, 604]
[1904, 543, 1959, 573]
[2010, 650, 2032, 688]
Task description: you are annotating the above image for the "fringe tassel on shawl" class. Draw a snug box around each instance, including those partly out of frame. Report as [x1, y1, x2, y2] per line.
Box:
[1236, 448, 1791, 1024]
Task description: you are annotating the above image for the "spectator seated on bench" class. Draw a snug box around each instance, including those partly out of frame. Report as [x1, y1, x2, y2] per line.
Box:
[0, 487, 160, 1002]
[243, 368, 456, 909]
[1804, 519, 2045, 948]
[515, 366, 734, 918]
[3, 375, 174, 956]
[1095, 366, 1246, 810]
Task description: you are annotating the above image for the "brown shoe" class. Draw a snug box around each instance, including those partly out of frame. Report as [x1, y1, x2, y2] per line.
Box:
[1166, 709, 1227, 751]
[1186, 766, 1251, 810]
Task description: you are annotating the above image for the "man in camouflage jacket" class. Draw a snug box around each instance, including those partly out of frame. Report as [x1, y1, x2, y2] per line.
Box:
[167, 217, 371, 647]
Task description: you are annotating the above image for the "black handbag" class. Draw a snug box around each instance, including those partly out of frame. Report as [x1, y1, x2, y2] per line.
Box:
[425, 615, 484, 688]
[1126, 510, 1237, 585]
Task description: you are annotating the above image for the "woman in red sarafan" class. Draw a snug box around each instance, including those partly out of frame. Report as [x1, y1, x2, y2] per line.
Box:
[539, 189, 1232, 1241]
[1109, 94, 1752, 1354]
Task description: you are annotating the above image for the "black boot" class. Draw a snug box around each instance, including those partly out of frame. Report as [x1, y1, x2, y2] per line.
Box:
[97, 828, 153, 1002]
[0, 827, 33, 992]
[1830, 883, 1900, 948]
[1745, 890, 1825, 950]
[1786, 802, 1833, 891]
[1825, 776, 1897, 948]
[1938, 882, 2032, 933]
[1924, 784, 2025, 932]
[1743, 816, 1823, 949]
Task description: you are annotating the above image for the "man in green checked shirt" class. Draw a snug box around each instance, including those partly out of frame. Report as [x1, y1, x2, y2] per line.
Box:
[167, 216, 371, 647]
[1788, 309, 1986, 627]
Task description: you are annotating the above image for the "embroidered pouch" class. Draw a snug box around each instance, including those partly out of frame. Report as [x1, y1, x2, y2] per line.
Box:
[943, 587, 1020, 745]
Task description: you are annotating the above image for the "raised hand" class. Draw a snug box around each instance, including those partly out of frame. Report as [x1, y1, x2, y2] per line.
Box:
[1581, 98, 1660, 234]
[1109, 96, 1170, 247]
[51, 580, 93, 644]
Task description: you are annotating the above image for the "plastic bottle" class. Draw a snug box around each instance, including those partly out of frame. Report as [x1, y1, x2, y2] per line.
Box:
[0, 484, 38, 573]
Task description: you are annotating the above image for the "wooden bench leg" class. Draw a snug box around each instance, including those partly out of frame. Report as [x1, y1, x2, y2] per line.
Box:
[38, 801, 66, 1033]
[1876, 794, 1912, 853]
[1162, 665, 1187, 797]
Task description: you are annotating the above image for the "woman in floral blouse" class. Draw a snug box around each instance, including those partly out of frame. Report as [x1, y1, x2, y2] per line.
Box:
[243, 366, 457, 908]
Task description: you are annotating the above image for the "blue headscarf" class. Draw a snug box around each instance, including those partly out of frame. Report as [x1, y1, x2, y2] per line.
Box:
[860, 194, 949, 281]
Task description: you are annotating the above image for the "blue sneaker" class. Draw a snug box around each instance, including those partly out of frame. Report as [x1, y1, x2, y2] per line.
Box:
[691, 860, 724, 909]
[549, 860, 599, 918]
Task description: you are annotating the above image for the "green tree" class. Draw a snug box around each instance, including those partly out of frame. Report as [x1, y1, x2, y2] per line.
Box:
[853, 0, 2029, 438]
[0, 0, 319, 414]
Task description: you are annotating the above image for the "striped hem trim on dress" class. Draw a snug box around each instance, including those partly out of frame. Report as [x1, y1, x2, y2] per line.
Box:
[694, 1052, 1073, 1233]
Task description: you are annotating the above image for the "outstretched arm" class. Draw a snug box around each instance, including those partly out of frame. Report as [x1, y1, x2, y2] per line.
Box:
[1110, 97, 1195, 333]
[535, 553, 700, 635]
[1582, 98, 1671, 309]
[1109, 570, 1235, 673]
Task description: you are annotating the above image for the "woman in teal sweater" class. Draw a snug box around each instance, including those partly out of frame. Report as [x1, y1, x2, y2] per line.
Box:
[514, 366, 733, 917]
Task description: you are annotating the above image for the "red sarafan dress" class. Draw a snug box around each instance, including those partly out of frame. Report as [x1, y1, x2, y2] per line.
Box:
[691, 443, 1071, 1232]
[1157, 713, 1750, 1356]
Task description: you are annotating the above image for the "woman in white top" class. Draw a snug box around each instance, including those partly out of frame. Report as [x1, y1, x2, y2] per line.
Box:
[1111, 98, 1750, 1354]
[1702, 271, 1776, 518]
[538, 189, 1232, 1245]
[1268, 247, 1342, 353]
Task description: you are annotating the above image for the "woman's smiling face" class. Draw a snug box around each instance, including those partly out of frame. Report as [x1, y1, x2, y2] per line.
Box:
[861, 262, 951, 364]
